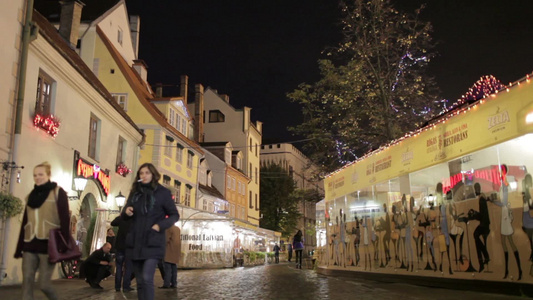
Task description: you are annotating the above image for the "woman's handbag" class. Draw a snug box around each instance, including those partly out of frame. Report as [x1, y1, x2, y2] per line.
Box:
[47, 187, 81, 263]
[48, 228, 81, 263]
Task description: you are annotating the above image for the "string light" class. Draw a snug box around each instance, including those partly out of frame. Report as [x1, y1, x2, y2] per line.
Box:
[33, 114, 60, 138]
[325, 71, 533, 179]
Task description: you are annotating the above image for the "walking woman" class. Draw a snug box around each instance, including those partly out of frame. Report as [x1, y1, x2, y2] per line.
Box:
[122, 163, 180, 300]
[14, 162, 70, 300]
[293, 230, 305, 269]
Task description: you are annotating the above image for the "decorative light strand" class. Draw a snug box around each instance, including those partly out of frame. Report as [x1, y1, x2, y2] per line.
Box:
[325, 71, 533, 178]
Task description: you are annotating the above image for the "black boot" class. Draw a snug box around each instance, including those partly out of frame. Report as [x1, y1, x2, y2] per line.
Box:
[514, 251, 522, 280]
[503, 252, 509, 279]
[478, 259, 484, 273]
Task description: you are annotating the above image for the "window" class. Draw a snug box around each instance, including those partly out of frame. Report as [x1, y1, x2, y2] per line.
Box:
[227, 175, 231, 188]
[236, 156, 242, 170]
[249, 163, 252, 178]
[169, 109, 175, 127]
[255, 194, 258, 211]
[116, 136, 126, 165]
[187, 151, 194, 169]
[208, 110, 225, 122]
[241, 207, 246, 220]
[249, 191, 253, 208]
[230, 204, 235, 218]
[112, 94, 127, 111]
[174, 180, 181, 204]
[88, 114, 100, 160]
[255, 167, 258, 184]
[249, 138, 253, 152]
[255, 143, 258, 157]
[181, 119, 187, 135]
[163, 175, 171, 186]
[176, 114, 181, 130]
[35, 71, 54, 115]
[232, 178, 236, 190]
[184, 185, 192, 206]
[117, 27, 123, 45]
[176, 144, 183, 163]
[203, 199, 208, 211]
[164, 138, 172, 157]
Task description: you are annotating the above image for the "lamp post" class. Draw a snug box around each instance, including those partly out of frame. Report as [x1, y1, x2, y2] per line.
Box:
[73, 176, 88, 198]
[116, 191, 126, 211]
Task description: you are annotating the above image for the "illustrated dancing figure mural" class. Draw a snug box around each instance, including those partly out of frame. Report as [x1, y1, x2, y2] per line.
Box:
[494, 164, 522, 280]
[470, 182, 491, 273]
[437, 183, 453, 275]
[522, 174, 533, 263]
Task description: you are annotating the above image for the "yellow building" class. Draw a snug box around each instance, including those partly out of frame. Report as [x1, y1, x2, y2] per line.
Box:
[82, 9, 203, 206]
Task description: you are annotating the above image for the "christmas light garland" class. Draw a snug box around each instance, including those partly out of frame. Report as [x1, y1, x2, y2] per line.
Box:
[326, 71, 533, 178]
[33, 114, 60, 138]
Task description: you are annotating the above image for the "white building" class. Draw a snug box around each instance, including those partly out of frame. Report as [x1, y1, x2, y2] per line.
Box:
[260, 143, 324, 253]
[0, 1, 144, 284]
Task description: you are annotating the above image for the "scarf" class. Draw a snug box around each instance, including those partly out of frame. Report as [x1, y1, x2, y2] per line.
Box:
[134, 183, 155, 214]
[27, 181, 57, 208]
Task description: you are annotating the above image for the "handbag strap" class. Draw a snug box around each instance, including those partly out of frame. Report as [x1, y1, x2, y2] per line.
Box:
[53, 187, 72, 249]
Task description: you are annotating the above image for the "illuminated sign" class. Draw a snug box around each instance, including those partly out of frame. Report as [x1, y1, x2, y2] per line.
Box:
[76, 158, 111, 195]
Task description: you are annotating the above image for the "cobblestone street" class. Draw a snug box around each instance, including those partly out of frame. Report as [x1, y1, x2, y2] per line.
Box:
[0, 262, 527, 299]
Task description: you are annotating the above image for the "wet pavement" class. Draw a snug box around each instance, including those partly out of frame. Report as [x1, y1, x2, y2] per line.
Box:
[0, 262, 527, 299]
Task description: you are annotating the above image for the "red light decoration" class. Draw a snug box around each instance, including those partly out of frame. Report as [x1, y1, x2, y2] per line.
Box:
[33, 114, 60, 138]
[116, 163, 132, 177]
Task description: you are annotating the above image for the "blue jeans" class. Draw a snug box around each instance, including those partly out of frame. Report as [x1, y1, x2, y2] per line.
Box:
[163, 262, 177, 287]
[133, 258, 158, 300]
[115, 251, 133, 290]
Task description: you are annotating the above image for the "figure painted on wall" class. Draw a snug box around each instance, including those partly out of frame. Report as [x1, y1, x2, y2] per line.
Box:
[392, 203, 406, 269]
[437, 183, 453, 275]
[419, 197, 436, 271]
[469, 182, 491, 273]
[522, 174, 533, 263]
[493, 164, 522, 280]
[405, 197, 416, 272]
[361, 215, 372, 270]
[371, 212, 379, 264]
[449, 200, 465, 272]
[379, 203, 391, 266]
[339, 211, 347, 268]
[353, 217, 361, 266]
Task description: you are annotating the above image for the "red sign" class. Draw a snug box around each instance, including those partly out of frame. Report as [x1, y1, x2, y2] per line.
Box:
[77, 159, 110, 195]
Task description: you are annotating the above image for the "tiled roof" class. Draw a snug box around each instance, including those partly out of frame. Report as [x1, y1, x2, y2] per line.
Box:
[198, 184, 225, 199]
[96, 26, 203, 154]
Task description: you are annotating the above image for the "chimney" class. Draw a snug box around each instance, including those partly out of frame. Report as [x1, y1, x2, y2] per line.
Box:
[59, 0, 85, 47]
[180, 75, 188, 104]
[194, 84, 204, 143]
[129, 15, 141, 59]
[221, 94, 229, 103]
[155, 83, 163, 98]
[133, 59, 148, 83]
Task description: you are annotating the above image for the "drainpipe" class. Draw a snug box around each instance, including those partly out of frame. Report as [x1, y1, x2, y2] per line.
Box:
[1, 0, 35, 283]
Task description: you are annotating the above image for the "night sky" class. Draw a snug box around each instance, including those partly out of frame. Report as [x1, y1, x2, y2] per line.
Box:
[125, 0, 533, 143]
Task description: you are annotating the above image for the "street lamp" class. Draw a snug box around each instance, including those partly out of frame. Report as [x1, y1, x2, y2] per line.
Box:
[116, 191, 126, 211]
[74, 176, 88, 198]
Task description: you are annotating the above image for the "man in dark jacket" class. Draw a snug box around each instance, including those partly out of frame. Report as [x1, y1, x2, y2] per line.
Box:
[111, 215, 134, 292]
[83, 243, 112, 289]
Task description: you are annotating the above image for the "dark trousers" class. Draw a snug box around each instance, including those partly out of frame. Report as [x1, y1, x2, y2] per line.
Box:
[133, 258, 158, 300]
[275, 253, 280, 263]
[288, 250, 293, 262]
[86, 264, 111, 284]
[115, 251, 133, 290]
[295, 249, 303, 267]
[163, 262, 177, 287]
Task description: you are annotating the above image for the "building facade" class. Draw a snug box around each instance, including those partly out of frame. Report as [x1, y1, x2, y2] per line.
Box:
[190, 88, 262, 225]
[0, 1, 144, 284]
[261, 143, 324, 253]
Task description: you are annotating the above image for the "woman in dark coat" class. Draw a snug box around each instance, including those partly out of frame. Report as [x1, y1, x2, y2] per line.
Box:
[122, 163, 179, 300]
